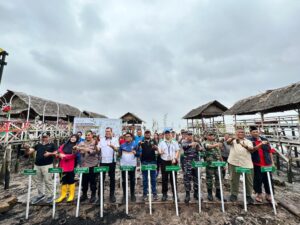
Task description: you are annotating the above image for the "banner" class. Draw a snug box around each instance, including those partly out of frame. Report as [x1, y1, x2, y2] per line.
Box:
[73, 118, 122, 138]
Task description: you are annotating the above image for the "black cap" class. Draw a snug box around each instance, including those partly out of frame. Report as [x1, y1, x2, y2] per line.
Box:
[187, 131, 193, 135]
[250, 126, 258, 132]
[181, 129, 187, 134]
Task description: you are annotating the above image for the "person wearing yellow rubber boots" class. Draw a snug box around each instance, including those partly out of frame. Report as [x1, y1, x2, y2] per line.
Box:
[56, 134, 79, 203]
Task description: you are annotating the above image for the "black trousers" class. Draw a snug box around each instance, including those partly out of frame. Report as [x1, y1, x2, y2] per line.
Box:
[98, 162, 116, 197]
[121, 167, 136, 196]
[253, 165, 274, 195]
[222, 156, 228, 178]
[156, 155, 162, 175]
[161, 159, 177, 195]
[82, 166, 97, 195]
[61, 172, 75, 185]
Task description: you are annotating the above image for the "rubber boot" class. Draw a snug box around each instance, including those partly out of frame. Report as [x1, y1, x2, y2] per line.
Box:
[67, 183, 75, 202]
[56, 185, 68, 203]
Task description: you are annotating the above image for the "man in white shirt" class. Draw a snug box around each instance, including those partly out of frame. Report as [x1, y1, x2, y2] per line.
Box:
[158, 129, 180, 201]
[97, 127, 119, 203]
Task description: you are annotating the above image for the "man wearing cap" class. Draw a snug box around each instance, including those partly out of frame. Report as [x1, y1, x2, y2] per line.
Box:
[203, 132, 223, 201]
[25, 132, 57, 204]
[248, 126, 275, 203]
[227, 127, 262, 204]
[158, 129, 180, 201]
[181, 131, 201, 203]
[97, 127, 119, 203]
[140, 130, 159, 201]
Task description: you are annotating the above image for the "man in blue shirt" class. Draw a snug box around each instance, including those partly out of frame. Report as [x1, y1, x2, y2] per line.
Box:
[134, 128, 144, 145]
[119, 132, 139, 203]
[75, 131, 85, 167]
[77, 131, 85, 143]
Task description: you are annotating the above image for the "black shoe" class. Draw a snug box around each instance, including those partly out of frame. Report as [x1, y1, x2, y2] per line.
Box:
[207, 189, 213, 201]
[109, 195, 116, 203]
[194, 192, 199, 200]
[216, 189, 221, 200]
[90, 195, 96, 203]
[185, 191, 190, 203]
[131, 195, 136, 202]
[162, 194, 167, 201]
[96, 198, 100, 204]
[143, 195, 148, 202]
[153, 194, 159, 201]
[229, 195, 238, 202]
[80, 194, 88, 202]
[246, 196, 254, 204]
[122, 196, 126, 204]
[173, 195, 180, 202]
[216, 189, 227, 202]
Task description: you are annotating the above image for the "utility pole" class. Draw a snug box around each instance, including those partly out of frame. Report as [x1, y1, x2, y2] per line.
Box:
[0, 48, 8, 85]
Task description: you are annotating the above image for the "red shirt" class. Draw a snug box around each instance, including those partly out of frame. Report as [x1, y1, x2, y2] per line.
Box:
[253, 140, 275, 167]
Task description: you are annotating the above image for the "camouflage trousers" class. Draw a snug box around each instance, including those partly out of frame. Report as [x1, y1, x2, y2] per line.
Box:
[206, 167, 220, 190]
[183, 161, 198, 192]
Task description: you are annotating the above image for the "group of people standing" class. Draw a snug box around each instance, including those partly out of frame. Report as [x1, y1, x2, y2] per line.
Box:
[24, 125, 275, 206]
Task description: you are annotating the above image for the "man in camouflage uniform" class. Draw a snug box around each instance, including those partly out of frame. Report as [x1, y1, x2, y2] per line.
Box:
[182, 131, 201, 203]
[203, 132, 223, 201]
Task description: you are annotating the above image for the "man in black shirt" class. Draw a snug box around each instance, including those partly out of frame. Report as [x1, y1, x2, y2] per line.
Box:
[25, 132, 57, 204]
[140, 130, 158, 201]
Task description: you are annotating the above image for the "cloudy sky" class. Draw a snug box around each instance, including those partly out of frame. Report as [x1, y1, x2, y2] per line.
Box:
[0, 0, 299, 130]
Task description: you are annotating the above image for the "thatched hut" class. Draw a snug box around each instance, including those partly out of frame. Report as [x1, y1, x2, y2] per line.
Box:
[225, 82, 300, 116]
[183, 100, 228, 134]
[120, 112, 145, 133]
[0, 90, 81, 122]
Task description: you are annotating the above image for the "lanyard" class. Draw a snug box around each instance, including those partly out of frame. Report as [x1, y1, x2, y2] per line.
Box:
[166, 141, 172, 156]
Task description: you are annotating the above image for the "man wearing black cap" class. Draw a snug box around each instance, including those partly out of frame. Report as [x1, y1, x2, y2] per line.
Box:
[248, 126, 275, 203]
[181, 131, 201, 203]
[140, 130, 158, 201]
[25, 132, 57, 204]
[158, 129, 180, 201]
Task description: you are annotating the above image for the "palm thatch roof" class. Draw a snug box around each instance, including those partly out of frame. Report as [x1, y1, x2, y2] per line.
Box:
[183, 100, 228, 119]
[120, 112, 144, 124]
[82, 110, 107, 118]
[0, 90, 81, 120]
[224, 82, 300, 115]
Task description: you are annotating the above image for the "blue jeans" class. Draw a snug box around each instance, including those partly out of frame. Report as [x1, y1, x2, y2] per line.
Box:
[142, 161, 157, 196]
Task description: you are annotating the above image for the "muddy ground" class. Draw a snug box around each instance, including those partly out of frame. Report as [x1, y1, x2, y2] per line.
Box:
[0, 162, 300, 225]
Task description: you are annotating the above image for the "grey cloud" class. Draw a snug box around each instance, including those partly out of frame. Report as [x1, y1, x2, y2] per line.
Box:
[1, 0, 300, 130]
